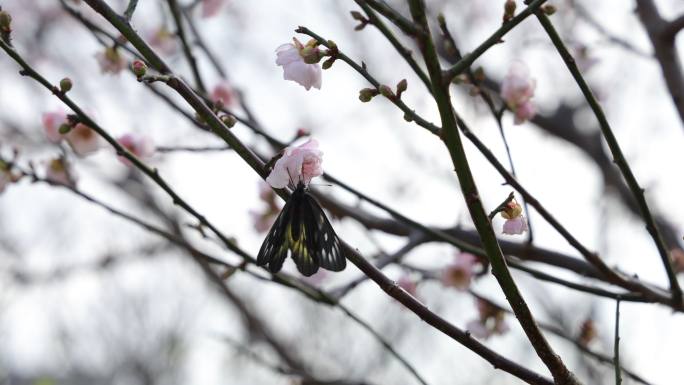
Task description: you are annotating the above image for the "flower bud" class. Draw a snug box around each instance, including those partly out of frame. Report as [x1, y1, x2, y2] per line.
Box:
[322, 57, 335, 70]
[542, 4, 556, 15]
[220, 114, 237, 128]
[0, 11, 11, 32]
[59, 77, 73, 93]
[358, 88, 378, 102]
[350, 11, 365, 21]
[131, 60, 147, 77]
[504, 0, 516, 16]
[396, 79, 407, 98]
[379, 84, 395, 99]
[58, 123, 72, 134]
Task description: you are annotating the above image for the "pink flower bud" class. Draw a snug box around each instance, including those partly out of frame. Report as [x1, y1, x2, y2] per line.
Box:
[131, 60, 147, 77]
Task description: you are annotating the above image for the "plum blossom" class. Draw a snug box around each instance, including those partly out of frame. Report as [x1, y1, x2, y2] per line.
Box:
[441, 252, 480, 290]
[117, 133, 155, 165]
[45, 157, 76, 187]
[42, 110, 69, 143]
[501, 200, 528, 235]
[249, 181, 281, 233]
[95, 47, 126, 74]
[466, 298, 509, 339]
[210, 80, 237, 108]
[276, 38, 322, 90]
[201, 0, 225, 18]
[148, 27, 177, 56]
[501, 61, 536, 124]
[66, 123, 100, 157]
[266, 138, 323, 189]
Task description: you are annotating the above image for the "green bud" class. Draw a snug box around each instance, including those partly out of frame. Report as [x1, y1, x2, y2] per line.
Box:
[59, 77, 73, 93]
[504, 0, 516, 16]
[542, 4, 556, 15]
[220, 114, 237, 128]
[322, 57, 335, 70]
[350, 11, 365, 21]
[131, 60, 147, 77]
[396, 79, 407, 97]
[358, 88, 378, 103]
[379, 84, 394, 99]
[58, 123, 72, 134]
[0, 11, 11, 32]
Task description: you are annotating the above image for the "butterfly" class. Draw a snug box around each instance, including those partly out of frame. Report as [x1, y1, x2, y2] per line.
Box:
[256, 181, 346, 276]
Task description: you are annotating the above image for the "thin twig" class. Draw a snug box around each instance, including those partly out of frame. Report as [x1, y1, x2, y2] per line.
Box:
[535, 10, 683, 306]
[614, 298, 622, 385]
[442, 0, 547, 82]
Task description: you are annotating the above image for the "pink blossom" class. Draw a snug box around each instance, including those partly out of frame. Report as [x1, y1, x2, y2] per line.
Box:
[95, 47, 126, 74]
[45, 157, 76, 187]
[441, 252, 479, 290]
[148, 27, 177, 56]
[501, 200, 528, 235]
[466, 299, 509, 339]
[502, 216, 528, 235]
[513, 101, 535, 125]
[42, 110, 68, 143]
[501, 61, 536, 124]
[266, 138, 323, 189]
[201, 0, 225, 18]
[276, 38, 322, 90]
[66, 123, 100, 157]
[397, 274, 418, 297]
[210, 81, 237, 108]
[117, 133, 155, 165]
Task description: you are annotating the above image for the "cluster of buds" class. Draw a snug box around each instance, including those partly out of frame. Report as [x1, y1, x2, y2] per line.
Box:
[466, 299, 509, 339]
[350, 10, 369, 31]
[360, 79, 408, 103]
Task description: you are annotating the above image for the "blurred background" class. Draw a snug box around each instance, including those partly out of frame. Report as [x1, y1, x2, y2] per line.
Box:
[0, 0, 683, 384]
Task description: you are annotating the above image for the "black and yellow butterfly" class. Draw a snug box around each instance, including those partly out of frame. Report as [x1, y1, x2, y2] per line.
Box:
[257, 181, 346, 276]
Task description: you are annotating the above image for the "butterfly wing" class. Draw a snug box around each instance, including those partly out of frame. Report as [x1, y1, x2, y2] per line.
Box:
[302, 192, 346, 272]
[257, 186, 345, 276]
[256, 195, 293, 274]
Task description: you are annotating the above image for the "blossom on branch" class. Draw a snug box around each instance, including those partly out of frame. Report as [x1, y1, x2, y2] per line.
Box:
[66, 123, 100, 157]
[117, 133, 155, 166]
[210, 80, 237, 108]
[441, 252, 480, 290]
[95, 47, 126, 74]
[466, 298, 509, 339]
[275, 38, 322, 90]
[266, 138, 323, 189]
[45, 157, 76, 187]
[42, 110, 69, 143]
[148, 27, 178, 56]
[501, 200, 528, 235]
[501, 61, 536, 124]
